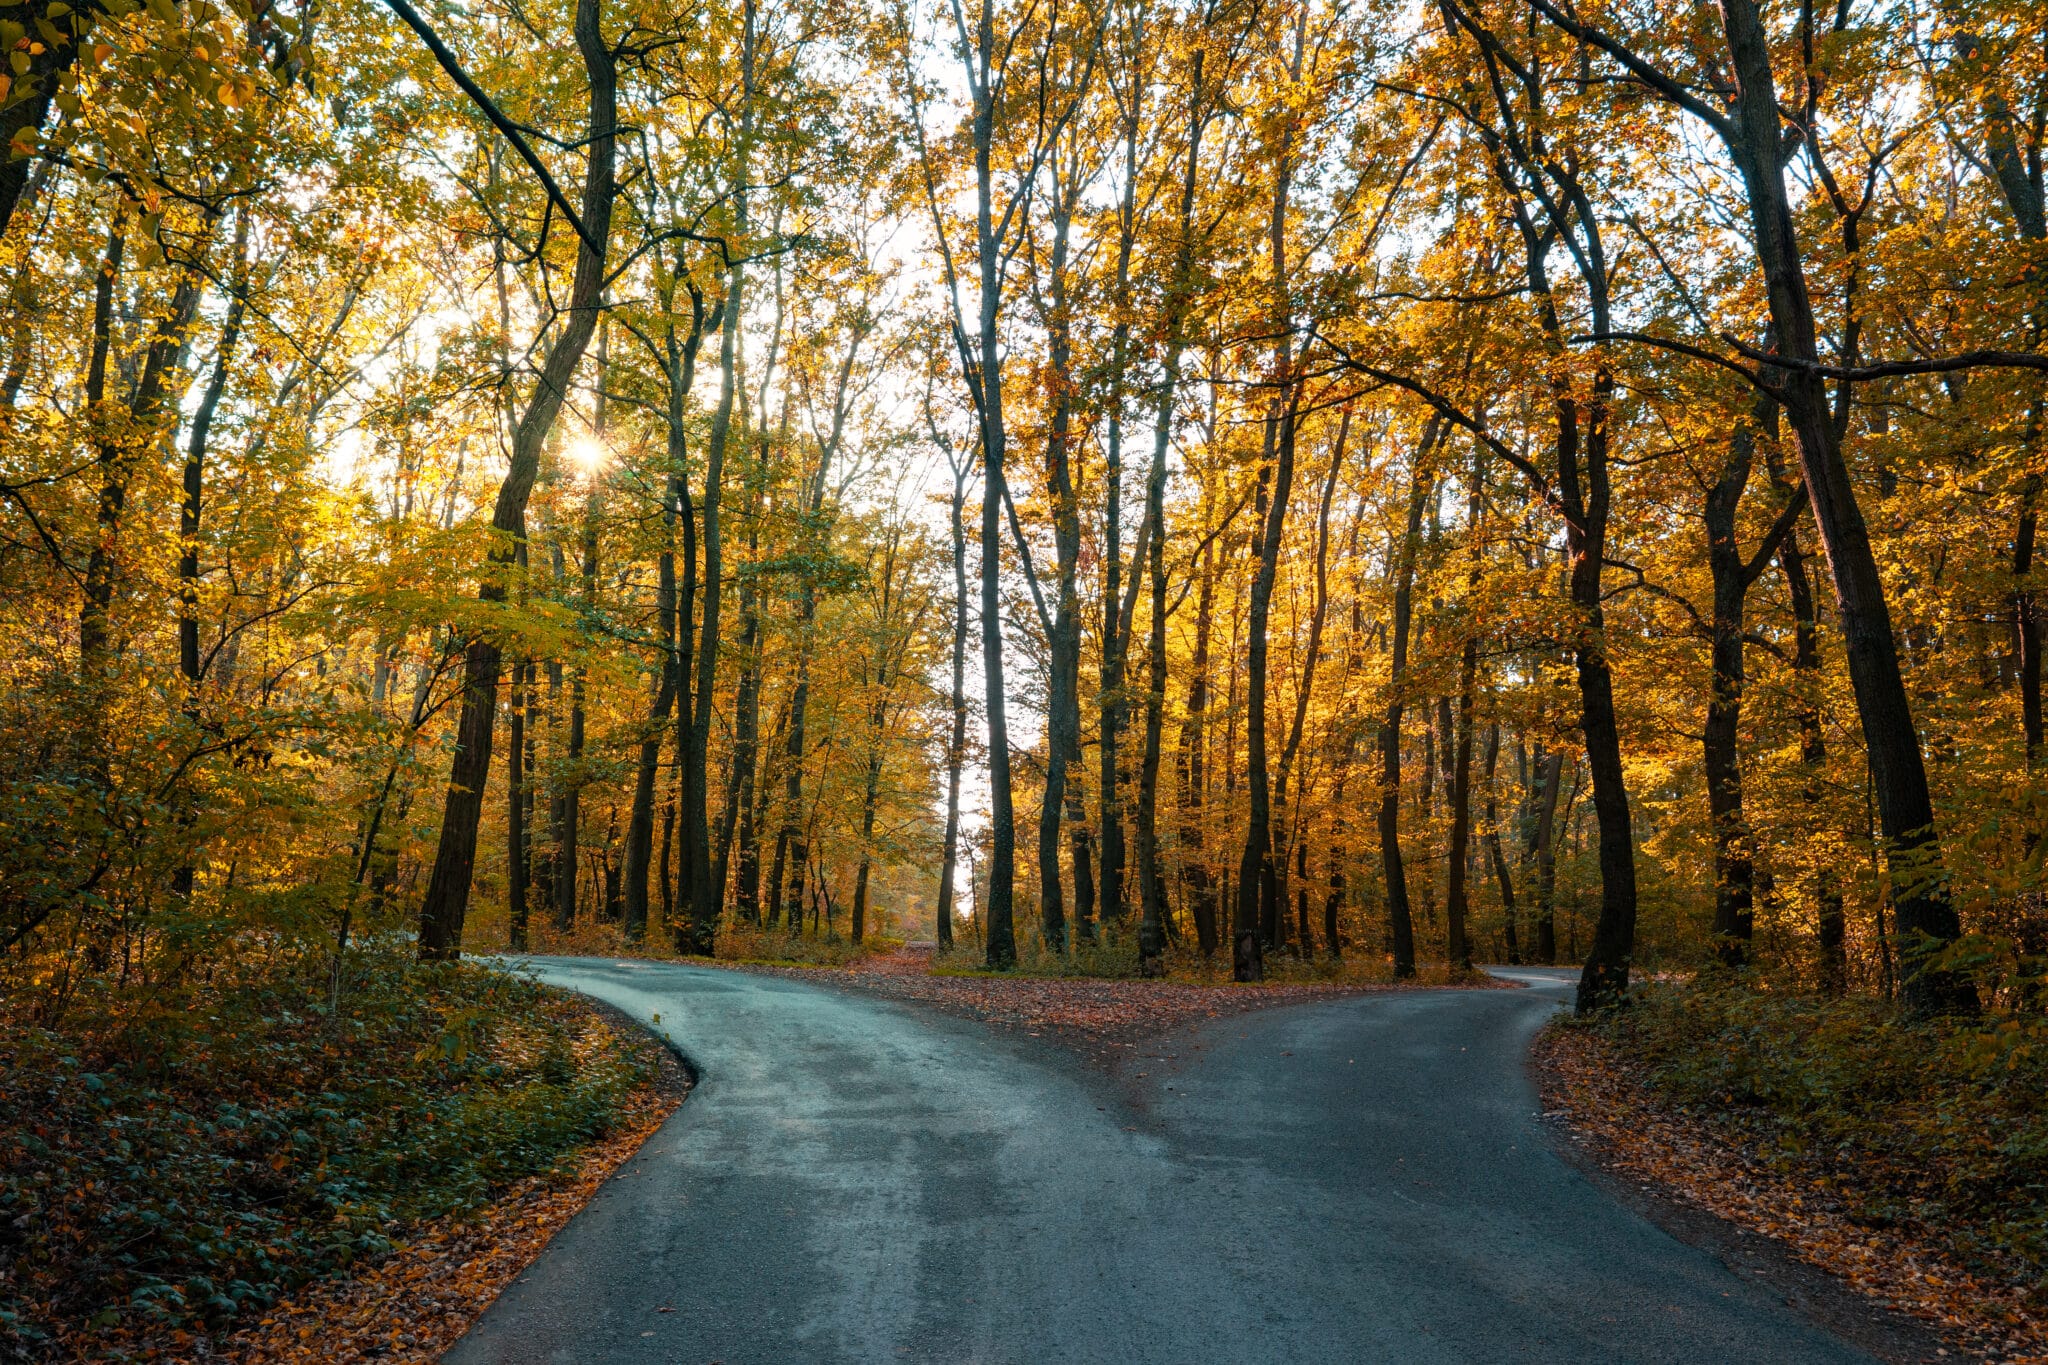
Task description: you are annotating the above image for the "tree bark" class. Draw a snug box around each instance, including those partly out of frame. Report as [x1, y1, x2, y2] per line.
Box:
[416, 0, 614, 959]
[1038, 157, 1084, 955]
[1379, 418, 1440, 979]
[1483, 722, 1516, 963]
[1529, 747, 1564, 964]
[554, 477, 601, 932]
[935, 449, 970, 951]
[1178, 539, 1220, 956]
[626, 288, 708, 940]
[170, 211, 250, 898]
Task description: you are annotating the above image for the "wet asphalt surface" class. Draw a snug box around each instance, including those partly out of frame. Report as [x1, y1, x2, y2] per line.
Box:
[445, 959, 1877, 1364]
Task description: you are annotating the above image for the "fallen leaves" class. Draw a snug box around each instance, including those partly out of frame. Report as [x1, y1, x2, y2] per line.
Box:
[734, 944, 1496, 1058]
[1534, 1023, 2046, 1364]
[213, 1002, 682, 1365]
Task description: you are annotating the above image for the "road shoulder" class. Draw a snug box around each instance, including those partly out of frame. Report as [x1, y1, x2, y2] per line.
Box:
[224, 994, 689, 1365]
[1532, 1022, 1991, 1364]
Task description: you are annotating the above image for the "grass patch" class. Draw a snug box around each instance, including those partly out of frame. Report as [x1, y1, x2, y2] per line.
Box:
[1598, 975, 2048, 1292]
[0, 938, 654, 1355]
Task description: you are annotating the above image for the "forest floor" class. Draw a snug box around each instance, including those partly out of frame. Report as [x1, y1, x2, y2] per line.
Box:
[219, 996, 689, 1365]
[727, 940, 1513, 1065]
[0, 951, 687, 1364]
[1536, 1018, 2047, 1364]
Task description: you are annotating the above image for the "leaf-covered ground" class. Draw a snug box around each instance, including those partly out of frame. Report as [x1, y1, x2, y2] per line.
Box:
[735, 942, 1510, 1062]
[225, 1004, 686, 1364]
[0, 945, 683, 1362]
[1535, 1004, 2048, 1364]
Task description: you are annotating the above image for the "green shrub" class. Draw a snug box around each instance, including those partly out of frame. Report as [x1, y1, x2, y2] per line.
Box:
[0, 939, 650, 1353]
[1607, 976, 2048, 1290]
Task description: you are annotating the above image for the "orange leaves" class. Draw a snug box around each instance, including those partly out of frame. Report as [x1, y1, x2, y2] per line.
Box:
[734, 943, 1459, 1057]
[217, 1008, 684, 1365]
[1534, 1024, 2046, 1363]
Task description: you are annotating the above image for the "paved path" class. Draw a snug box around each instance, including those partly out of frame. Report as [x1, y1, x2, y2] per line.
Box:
[448, 959, 1874, 1364]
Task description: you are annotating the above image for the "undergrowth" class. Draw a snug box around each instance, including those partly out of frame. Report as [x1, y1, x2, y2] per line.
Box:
[0, 938, 651, 1357]
[931, 928, 1461, 986]
[471, 904, 903, 969]
[1600, 974, 2048, 1292]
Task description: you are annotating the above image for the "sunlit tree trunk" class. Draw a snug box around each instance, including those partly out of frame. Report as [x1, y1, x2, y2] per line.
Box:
[416, 0, 615, 959]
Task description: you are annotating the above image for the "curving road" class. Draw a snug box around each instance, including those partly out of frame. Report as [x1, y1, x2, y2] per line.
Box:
[448, 958, 1878, 1364]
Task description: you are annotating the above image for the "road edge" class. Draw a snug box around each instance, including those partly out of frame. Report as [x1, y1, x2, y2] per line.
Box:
[1527, 1021, 1951, 1364]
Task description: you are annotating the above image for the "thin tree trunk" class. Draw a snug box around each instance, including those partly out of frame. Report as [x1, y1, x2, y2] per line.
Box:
[1038, 157, 1084, 955]
[935, 453, 970, 951]
[678, 0, 756, 954]
[555, 476, 601, 932]
[416, 0, 615, 958]
[625, 294, 703, 940]
[1530, 748, 1564, 964]
[1713, 0, 1968, 1011]
[1701, 393, 1790, 967]
[1378, 419, 1440, 978]
[169, 212, 250, 897]
[1178, 539, 1220, 956]
[966, 0, 1019, 967]
[1483, 723, 1515, 963]
[1779, 511, 1848, 992]
[725, 485, 766, 922]
[508, 655, 531, 950]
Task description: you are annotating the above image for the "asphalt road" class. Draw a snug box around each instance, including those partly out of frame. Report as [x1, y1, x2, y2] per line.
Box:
[447, 959, 1875, 1364]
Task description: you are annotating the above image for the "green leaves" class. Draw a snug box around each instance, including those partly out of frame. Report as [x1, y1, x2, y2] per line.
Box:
[0, 943, 650, 1348]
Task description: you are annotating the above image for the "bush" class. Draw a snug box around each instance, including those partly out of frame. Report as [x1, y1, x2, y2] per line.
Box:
[0, 938, 651, 1354]
[1606, 975, 2048, 1291]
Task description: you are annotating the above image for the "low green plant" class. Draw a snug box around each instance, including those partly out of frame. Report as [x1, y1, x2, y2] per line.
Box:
[1604, 973, 2048, 1292]
[0, 938, 651, 1353]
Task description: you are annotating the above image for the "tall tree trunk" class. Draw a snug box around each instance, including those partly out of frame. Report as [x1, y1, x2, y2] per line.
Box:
[1483, 723, 1516, 963]
[1272, 412, 1347, 963]
[82, 232, 203, 680]
[1444, 436, 1486, 973]
[852, 703, 886, 944]
[725, 487, 766, 922]
[625, 294, 704, 940]
[1136, 432, 1173, 976]
[170, 210, 250, 898]
[1530, 747, 1564, 964]
[508, 658, 532, 951]
[1038, 159, 1083, 955]
[677, 0, 756, 955]
[1445, 653, 1477, 972]
[416, 0, 615, 959]
[1701, 393, 1789, 968]
[1713, 0, 1968, 1012]
[1378, 419, 1440, 979]
[1096, 46, 1148, 939]
[935, 456, 970, 951]
[778, 583, 815, 936]
[1234, 99, 1302, 980]
[554, 478, 601, 932]
[1178, 539, 1220, 956]
[967, 0, 1018, 968]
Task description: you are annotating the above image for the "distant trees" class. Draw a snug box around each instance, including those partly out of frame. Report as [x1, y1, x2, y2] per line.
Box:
[3, 0, 2046, 1015]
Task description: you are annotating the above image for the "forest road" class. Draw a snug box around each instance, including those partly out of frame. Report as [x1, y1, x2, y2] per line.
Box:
[447, 958, 1877, 1365]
